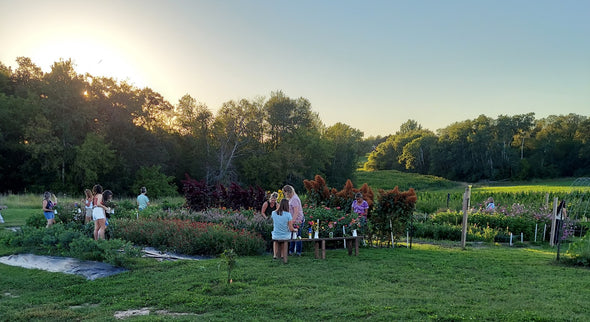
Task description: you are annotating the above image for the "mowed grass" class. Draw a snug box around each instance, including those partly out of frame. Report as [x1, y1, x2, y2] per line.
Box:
[1, 243, 590, 321]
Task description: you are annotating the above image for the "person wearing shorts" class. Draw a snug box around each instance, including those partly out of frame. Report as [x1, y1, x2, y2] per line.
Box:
[92, 184, 107, 240]
[42, 191, 56, 228]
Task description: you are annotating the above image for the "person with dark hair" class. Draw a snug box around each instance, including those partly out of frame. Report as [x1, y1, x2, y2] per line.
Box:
[261, 192, 278, 219]
[42, 191, 57, 228]
[271, 199, 295, 259]
[103, 190, 114, 238]
[554, 200, 567, 244]
[92, 184, 108, 240]
[137, 187, 150, 211]
[352, 192, 369, 233]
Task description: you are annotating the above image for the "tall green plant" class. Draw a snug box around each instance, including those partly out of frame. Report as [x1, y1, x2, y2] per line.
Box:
[373, 187, 417, 244]
[219, 249, 237, 284]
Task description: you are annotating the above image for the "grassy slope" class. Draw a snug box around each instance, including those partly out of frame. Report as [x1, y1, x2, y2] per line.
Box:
[354, 169, 464, 192]
[355, 170, 589, 193]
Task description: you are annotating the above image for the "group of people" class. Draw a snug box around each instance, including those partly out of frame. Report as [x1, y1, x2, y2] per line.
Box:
[42, 186, 150, 241]
[263, 186, 369, 259]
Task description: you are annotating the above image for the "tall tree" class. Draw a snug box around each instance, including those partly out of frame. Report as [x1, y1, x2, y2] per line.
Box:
[211, 98, 264, 184]
[323, 122, 364, 187]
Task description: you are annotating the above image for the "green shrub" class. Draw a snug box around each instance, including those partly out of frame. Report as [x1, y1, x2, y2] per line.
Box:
[25, 214, 46, 228]
[566, 233, 590, 266]
[132, 165, 179, 199]
[114, 218, 265, 256]
[0, 225, 140, 267]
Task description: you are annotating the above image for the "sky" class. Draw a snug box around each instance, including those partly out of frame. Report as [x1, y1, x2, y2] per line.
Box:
[1, 0, 589, 137]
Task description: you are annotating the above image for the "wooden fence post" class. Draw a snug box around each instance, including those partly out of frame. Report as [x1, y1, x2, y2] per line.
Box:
[461, 186, 471, 249]
[550, 197, 558, 247]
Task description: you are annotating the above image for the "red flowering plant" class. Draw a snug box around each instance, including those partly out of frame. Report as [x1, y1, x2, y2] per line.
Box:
[322, 220, 337, 238]
[348, 217, 361, 233]
[304, 204, 349, 237]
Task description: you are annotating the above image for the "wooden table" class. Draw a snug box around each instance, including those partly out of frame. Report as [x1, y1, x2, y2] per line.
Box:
[272, 236, 364, 263]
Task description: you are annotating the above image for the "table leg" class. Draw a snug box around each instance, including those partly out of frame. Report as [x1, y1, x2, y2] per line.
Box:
[347, 238, 353, 256]
[321, 240, 326, 259]
[282, 241, 288, 264]
[314, 241, 319, 259]
[354, 237, 359, 256]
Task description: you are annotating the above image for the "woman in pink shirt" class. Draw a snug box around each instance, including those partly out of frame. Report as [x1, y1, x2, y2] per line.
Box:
[283, 185, 304, 256]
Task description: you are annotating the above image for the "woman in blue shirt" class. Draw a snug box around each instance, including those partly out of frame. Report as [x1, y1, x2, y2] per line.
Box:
[271, 199, 295, 259]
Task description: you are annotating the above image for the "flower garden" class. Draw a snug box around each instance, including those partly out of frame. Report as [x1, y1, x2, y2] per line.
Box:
[1, 175, 590, 268]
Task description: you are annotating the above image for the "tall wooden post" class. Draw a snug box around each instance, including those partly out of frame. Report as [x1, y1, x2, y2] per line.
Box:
[461, 186, 471, 249]
[550, 197, 558, 247]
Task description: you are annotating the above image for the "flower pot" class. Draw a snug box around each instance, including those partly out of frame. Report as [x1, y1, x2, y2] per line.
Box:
[329, 232, 334, 238]
[352, 229, 357, 237]
[314, 231, 319, 239]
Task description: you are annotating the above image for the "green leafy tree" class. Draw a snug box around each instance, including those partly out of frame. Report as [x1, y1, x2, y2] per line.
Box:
[70, 133, 115, 190]
[323, 122, 364, 187]
[132, 165, 178, 199]
[210, 98, 264, 184]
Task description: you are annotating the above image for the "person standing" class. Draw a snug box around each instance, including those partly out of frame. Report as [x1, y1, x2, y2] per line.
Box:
[42, 191, 57, 228]
[103, 189, 114, 239]
[271, 199, 295, 259]
[137, 187, 150, 211]
[554, 200, 567, 244]
[352, 192, 369, 220]
[0, 204, 6, 224]
[92, 184, 108, 240]
[485, 197, 495, 210]
[83, 189, 93, 224]
[261, 192, 279, 219]
[283, 185, 304, 256]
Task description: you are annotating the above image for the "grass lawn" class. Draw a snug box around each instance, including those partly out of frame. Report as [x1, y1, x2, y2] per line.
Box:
[1, 243, 589, 321]
[0, 208, 38, 227]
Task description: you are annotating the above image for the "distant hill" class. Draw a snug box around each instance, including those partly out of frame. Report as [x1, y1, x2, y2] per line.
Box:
[353, 170, 464, 192]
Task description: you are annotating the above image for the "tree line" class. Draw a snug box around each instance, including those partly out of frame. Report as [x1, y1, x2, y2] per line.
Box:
[0, 57, 587, 196]
[366, 115, 590, 182]
[0, 58, 368, 195]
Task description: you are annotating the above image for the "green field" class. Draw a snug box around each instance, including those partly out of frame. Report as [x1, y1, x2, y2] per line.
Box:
[2, 243, 590, 321]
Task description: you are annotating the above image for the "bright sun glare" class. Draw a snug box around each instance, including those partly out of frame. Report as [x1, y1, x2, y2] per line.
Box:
[29, 35, 146, 88]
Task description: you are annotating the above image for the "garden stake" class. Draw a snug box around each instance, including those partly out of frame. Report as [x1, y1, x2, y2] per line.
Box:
[543, 224, 547, 241]
[390, 219, 394, 248]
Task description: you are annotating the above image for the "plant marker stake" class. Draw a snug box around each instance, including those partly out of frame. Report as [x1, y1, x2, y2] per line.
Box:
[509, 233, 513, 246]
[543, 224, 547, 241]
[406, 230, 409, 248]
[535, 224, 538, 242]
[521, 232, 523, 243]
[390, 219, 394, 248]
[343, 226, 346, 249]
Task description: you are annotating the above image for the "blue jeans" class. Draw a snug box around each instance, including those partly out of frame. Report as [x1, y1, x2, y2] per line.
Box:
[289, 223, 303, 254]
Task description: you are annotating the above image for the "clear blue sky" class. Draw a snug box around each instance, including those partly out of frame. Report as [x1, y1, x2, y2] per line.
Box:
[1, 0, 588, 137]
